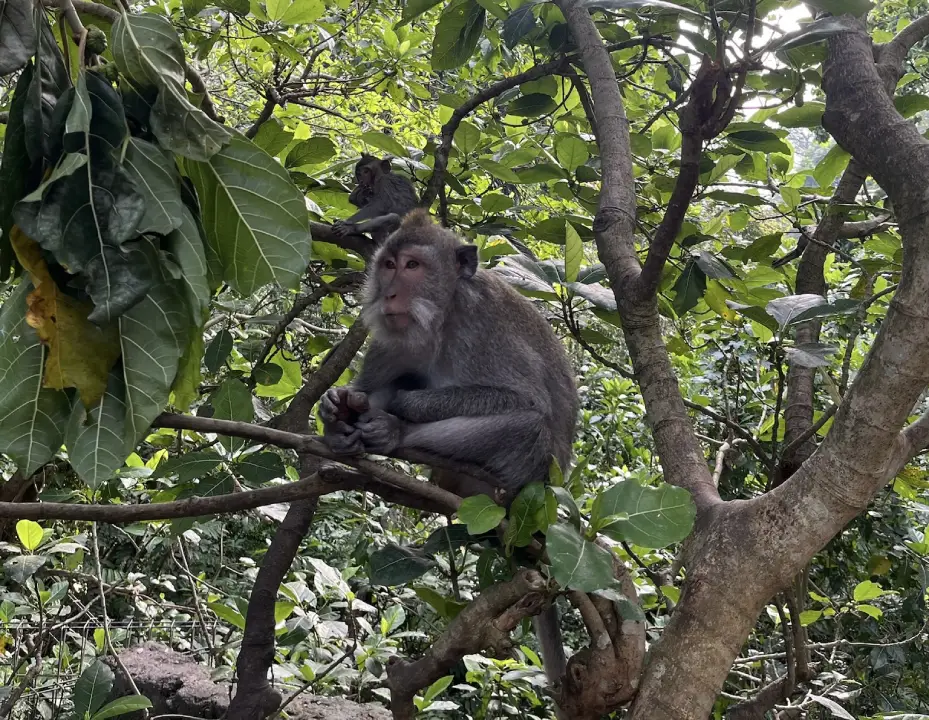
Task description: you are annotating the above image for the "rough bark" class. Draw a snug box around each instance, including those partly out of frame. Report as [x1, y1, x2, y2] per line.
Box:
[554, 7, 929, 720]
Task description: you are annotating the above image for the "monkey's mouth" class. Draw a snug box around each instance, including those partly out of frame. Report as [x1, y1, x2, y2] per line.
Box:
[383, 313, 411, 330]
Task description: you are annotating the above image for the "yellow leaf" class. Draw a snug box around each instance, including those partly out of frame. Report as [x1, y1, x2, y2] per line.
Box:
[10, 227, 121, 407]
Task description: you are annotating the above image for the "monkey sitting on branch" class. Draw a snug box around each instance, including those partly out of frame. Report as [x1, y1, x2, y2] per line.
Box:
[332, 154, 419, 244]
[318, 209, 579, 700]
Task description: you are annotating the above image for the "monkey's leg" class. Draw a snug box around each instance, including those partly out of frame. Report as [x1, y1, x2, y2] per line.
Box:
[397, 412, 548, 493]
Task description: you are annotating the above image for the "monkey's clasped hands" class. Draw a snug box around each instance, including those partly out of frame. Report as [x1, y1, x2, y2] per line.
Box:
[320, 387, 402, 456]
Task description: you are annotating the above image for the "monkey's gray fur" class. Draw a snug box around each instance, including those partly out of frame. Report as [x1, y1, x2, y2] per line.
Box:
[319, 209, 579, 702]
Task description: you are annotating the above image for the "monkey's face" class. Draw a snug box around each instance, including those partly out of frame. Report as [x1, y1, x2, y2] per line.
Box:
[362, 245, 447, 343]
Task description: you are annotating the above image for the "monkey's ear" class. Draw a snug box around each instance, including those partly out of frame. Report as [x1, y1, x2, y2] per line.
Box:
[456, 245, 478, 279]
[380, 158, 392, 173]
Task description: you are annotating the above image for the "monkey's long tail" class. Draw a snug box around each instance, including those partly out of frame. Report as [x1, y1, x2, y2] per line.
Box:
[533, 602, 568, 720]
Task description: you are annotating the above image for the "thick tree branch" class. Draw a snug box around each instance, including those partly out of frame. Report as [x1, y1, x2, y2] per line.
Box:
[386, 569, 547, 720]
[309, 220, 377, 258]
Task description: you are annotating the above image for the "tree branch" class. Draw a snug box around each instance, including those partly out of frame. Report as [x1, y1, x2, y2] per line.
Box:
[386, 569, 547, 720]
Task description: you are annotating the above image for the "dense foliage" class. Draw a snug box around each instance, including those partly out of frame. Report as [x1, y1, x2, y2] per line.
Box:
[1, 0, 928, 718]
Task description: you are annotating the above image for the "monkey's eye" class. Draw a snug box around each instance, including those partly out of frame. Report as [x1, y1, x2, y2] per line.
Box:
[405, 260, 419, 269]
[384, 259, 396, 269]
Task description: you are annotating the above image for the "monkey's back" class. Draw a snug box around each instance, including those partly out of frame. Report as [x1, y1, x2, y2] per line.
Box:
[442, 268, 579, 470]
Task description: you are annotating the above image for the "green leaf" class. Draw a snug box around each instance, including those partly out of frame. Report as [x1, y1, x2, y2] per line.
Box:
[789, 298, 859, 325]
[546, 523, 616, 592]
[401, 0, 444, 22]
[360, 131, 409, 158]
[502, 3, 538, 48]
[154, 451, 223, 482]
[693, 250, 735, 280]
[210, 379, 254, 453]
[111, 13, 232, 160]
[807, 695, 855, 720]
[14, 73, 152, 324]
[458, 495, 506, 534]
[555, 135, 589, 171]
[286, 137, 338, 167]
[235, 452, 285, 485]
[804, 0, 871, 18]
[504, 482, 545, 549]
[204, 330, 234, 373]
[422, 523, 479, 555]
[671, 259, 707, 315]
[0, 0, 36, 75]
[277, 0, 325, 24]
[24, 17, 69, 164]
[856, 603, 882, 619]
[369, 544, 435, 585]
[766, 294, 827, 329]
[771, 103, 825, 129]
[726, 130, 790, 155]
[564, 222, 582, 283]
[593, 479, 696, 548]
[784, 342, 837, 368]
[799, 609, 822, 626]
[424, 675, 454, 703]
[208, 601, 246, 629]
[67, 246, 187, 487]
[454, 121, 482, 154]
[508, 93, 557, 118]
[432, 0, 486, 71]
[705, 190, 768, 207]
[185, 134, 312, 296]
[895, 94, 929, 119]
[16, 520, 44, 551]
[4, 555, 47, 584]
[124, 137, 185, 236]
[252, 119, 294, 157]
[770, 16, 856, 52]
[89, 695, 154, 720]
[73, 661, 115, 718]
[0, 64, 31, 281]
[812, 144, 850, 188]
[0, 282, 70, 475]
[853, 580, 884, 602]
[165, 202, 212, 323]
[475, 158, 520, 183]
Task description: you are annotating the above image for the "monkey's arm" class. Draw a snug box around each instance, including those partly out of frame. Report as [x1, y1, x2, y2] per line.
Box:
[388, 386, 535, 424]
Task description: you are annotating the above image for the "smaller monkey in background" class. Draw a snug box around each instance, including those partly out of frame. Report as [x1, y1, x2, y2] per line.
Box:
[333, 154, 419, 243]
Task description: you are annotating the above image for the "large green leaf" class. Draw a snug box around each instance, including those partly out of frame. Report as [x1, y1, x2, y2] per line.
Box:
[111, 13, 232, 161]
[73, 661, 115, 719]
[458, 495, 506, 534]
[68, 245, 187, 486]
[400, 0, 444, 23]
[124, 138, 185, 235]
[0, 0, 35, 76]
[24, 14, 69, 164]
[508, 93, 558, 118]
[90, 695, 154, 720]
[766, 294, 827, 329]
[369, 544, 435, 586]
[671, 259, 707, 315]
[210, 378, 254, 453]
[593, 480, 696, 548]
[432, 0, 486, 71]
[0, 282, 70, 474]
[164, 202, 211, 324]
[504, 481, 545, 549]
[285, 137, 338, 167]
[154, 450, 223, 482]
[502, 2, 538, 48]
[582, 0, 702, 16]
[0, 63, 32, 281]
[14, 72, 152, 324]
[545, 523, 615, 593]
[185, 134, 312, 296]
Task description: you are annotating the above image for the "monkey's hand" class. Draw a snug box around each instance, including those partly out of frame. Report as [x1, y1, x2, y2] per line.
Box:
[355, 409, 402, 455]
[319, 387, 369, 426]
[332, 220, 357, 237]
